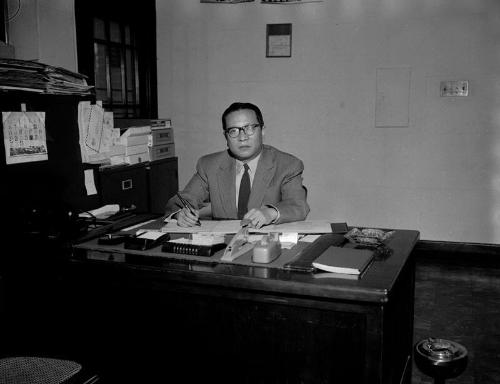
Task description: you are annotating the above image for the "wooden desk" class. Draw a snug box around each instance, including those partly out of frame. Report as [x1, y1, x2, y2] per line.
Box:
[70, 229, 419, 384]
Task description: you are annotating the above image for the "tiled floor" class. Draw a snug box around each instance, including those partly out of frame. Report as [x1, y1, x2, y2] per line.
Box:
[412, 260, 500, 383]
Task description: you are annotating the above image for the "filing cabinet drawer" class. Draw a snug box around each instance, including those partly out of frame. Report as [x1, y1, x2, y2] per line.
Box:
[99, 164, 149, 212]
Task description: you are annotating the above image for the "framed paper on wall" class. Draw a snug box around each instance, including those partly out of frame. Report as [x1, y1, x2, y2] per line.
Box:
[266, 24, 292, 58]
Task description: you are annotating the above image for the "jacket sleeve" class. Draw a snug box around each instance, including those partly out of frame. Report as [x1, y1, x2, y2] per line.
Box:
[273, 158, 310, 224]
[164, 158, 211, 217]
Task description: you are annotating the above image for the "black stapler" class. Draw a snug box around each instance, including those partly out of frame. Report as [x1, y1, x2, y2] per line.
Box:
[124, 231, 170, 251]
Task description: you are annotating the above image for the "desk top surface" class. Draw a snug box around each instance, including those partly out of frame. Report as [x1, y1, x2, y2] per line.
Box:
[71, 226, 419, 303]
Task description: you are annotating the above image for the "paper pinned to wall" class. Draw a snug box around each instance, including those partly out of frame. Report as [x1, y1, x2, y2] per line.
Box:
[84, 169, 97, 196]
[375, 67, 411, 127]
[2, 111, 48, 164]
[78, 101, 120, 164]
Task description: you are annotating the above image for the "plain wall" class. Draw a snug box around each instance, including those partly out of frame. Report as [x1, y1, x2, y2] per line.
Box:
[6, 1, 500, 243]
[156, 0, 500, 244]
[7, 0, 77, 71]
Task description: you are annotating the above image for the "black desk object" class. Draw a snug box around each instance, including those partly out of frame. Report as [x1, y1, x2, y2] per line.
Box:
[69, 228, 419, 384]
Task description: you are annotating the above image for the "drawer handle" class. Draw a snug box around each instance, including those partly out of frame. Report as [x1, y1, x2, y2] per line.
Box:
[122, 179, 133, 190]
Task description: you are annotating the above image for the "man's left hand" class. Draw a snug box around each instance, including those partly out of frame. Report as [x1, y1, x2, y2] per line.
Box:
[243, 207, 278, 229]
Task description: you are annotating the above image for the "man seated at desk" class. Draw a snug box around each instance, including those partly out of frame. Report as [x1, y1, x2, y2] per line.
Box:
[165, 102, 310, 229]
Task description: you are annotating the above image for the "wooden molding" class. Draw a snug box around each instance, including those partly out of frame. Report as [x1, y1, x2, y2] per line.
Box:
[414, 240, 500, 267]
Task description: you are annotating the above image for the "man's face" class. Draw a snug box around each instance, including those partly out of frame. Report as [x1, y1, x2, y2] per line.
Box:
[224, 109, 263, 161]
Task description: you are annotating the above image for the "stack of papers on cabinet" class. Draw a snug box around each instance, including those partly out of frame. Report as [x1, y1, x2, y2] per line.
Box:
[0, 58, 94, 95]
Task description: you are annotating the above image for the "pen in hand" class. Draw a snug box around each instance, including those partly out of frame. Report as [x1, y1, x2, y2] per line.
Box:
[176, 192, 201, 226]
[240, 218, 252, 228]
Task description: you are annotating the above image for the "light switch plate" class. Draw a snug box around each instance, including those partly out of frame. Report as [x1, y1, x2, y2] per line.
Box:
[440, 80, 468, 97]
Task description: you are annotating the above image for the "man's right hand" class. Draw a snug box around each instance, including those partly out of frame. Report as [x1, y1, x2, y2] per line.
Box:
[175, 207, 200, 227]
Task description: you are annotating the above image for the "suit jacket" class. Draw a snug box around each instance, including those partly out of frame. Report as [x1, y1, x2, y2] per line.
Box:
[165, 145, 310, 224]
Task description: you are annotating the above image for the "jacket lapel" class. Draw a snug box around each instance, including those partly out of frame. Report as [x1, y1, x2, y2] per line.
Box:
[249, 146, 275, 209]
[217, 152, 237, 218]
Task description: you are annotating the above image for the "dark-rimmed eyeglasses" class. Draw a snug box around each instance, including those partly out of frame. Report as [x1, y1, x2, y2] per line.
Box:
[224, 123, 261, 138]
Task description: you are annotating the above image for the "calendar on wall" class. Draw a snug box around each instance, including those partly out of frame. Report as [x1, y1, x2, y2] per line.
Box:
[2, 111, 48, 165]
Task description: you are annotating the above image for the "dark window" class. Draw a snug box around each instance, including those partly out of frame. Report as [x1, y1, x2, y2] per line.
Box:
[1, 0, 7, 42]
[75, 0, 157, 119]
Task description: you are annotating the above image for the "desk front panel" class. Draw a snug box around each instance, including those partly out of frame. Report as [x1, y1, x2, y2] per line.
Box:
[68, 229, 418, 383]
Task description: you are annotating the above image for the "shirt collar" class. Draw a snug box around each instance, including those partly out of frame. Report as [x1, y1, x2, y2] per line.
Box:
[236, 152, 261, 174]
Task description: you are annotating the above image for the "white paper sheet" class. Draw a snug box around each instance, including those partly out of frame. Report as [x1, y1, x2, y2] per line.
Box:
[84, 169, 97, 195]
[161, 220, 333, 235]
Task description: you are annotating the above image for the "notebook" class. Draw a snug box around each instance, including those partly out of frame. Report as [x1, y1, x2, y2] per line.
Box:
[312, 246, 374, 275]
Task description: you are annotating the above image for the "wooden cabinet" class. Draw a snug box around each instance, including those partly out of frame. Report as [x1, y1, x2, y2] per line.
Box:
[148, 157, 179, 213]
[0, 92, 99, 213]
[99, 157, 178, 214]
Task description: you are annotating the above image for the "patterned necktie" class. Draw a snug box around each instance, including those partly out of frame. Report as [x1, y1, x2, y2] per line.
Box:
[238, 163, 251, 219]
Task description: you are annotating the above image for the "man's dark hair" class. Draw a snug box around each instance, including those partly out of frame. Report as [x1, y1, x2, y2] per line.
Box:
[222, 102, 264, 130]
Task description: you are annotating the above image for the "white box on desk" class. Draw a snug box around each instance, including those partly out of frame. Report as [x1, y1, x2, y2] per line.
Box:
[121, 133, 149, 146]
[151, 118, 172, 128]
[108, 144, 125, 156]
[149, 143, 175, 161]
[125, 152, 150, 164]
[148, 127, 174, 146]
[125, 144, 149, 156]
[109, 155, 126, 165]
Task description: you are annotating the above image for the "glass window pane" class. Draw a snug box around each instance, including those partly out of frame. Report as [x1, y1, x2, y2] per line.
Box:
[125, 25, 131, 45]
[111, 69, 122, 92]
[109, 45, 121, 67]
[110, 21, 121, 43]
[96, 88, 109, 102]
[94, 43, 108, 89]
[126, 49, 134, 89]
[112, 90, 123, 103]
[109, 45, 123, 102]
[134, 55, 140, 103]
[93, 18, 105, 40]
[113, 107, 127, 119]
[127, 91, 134, 103]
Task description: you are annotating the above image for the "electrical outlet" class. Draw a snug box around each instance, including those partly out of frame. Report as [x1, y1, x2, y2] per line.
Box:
[440, 80, 468, 97]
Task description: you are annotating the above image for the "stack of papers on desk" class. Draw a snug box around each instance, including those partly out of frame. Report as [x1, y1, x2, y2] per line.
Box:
[161, 220, 242, 234]
[161, 220, 333, 234]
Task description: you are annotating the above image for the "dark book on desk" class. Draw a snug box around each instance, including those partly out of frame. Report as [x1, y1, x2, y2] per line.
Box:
[312, 246, 374, 275]
[161, 241, 226, 257]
